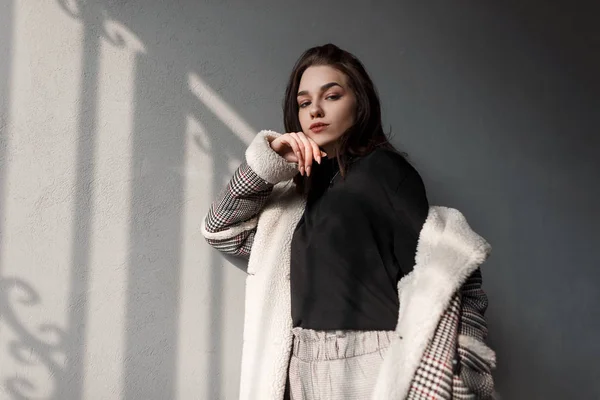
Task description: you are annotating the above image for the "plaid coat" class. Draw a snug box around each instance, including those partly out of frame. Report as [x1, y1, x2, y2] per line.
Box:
[202, 130, 498, 400]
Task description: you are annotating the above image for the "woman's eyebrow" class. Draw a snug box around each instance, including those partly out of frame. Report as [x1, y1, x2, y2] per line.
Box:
[297, 82, 342, 97]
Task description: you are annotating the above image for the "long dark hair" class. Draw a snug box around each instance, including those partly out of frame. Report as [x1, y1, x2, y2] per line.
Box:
[282, 43, 407, 195]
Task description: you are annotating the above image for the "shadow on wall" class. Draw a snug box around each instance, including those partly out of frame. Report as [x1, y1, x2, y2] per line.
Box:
[0, 278, 67, 398]
[1, 0, 254, 398]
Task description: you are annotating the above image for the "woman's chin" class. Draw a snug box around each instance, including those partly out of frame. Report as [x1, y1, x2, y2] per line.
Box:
[306, 135, 332, 148]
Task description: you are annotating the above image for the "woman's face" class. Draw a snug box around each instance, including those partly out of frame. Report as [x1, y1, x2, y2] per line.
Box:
[297, 65, 357, 157]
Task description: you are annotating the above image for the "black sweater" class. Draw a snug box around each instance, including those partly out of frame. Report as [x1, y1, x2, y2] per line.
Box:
[290, 147, 429, 330]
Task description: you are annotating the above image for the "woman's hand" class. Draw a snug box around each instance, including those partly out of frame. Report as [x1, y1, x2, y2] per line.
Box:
[270, 131, 326, 176]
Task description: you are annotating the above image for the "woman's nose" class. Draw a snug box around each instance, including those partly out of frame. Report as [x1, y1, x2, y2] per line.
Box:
[310, 104, 324, 118]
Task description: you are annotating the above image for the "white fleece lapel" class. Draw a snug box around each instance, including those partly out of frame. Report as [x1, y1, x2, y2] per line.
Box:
[372, 206, 492, 399]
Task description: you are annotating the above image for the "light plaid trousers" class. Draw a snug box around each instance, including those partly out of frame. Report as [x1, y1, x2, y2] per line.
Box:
[286, 328, 395, 400]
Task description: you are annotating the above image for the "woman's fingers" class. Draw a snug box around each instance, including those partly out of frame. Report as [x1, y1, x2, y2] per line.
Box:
[300, 132, 319, 175]
[292, 132, 314, 176]
[307, 136, 322, 165]
[282, 135, 303, 167]
[289, 132, 306, 175]
[280, 131, 327, 177]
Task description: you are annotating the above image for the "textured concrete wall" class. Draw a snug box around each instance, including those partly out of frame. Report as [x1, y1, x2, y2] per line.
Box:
[0, 0, 598, 399]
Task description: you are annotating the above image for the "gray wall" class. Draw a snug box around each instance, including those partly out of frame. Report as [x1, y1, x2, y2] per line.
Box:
[0, 0, 598, 399]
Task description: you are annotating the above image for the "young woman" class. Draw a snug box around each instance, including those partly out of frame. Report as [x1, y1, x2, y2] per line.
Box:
[202, 44, 497, 400]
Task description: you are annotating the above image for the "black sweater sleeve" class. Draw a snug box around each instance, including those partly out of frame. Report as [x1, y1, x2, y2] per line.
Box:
[387, 159, 429, 277]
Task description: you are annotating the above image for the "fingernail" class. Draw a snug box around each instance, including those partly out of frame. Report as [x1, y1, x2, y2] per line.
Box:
[306, 166, 311, 176]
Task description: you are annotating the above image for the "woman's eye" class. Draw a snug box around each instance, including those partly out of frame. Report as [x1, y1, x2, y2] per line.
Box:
[299, 95, 340, 108]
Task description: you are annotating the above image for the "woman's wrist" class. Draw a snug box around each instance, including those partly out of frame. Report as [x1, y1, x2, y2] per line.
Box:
[246, 130, 299, 184]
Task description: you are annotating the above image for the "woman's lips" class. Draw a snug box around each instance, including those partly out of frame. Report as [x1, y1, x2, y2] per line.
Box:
[310, 124, 328, 133]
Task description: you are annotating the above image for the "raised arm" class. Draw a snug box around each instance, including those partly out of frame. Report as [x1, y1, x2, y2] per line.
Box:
[201, 130, 299, 258]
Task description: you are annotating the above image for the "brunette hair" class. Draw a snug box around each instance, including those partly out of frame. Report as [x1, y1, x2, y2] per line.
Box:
[282, 43, 407, 195]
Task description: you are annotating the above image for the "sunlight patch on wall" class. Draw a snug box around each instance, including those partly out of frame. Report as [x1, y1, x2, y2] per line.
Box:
[188, 72, 255, 146]
[82, 19, 145, 400]
[0, 1, 84, 397]
[175, 114, 216, 399]
[181, 71, 252, 397]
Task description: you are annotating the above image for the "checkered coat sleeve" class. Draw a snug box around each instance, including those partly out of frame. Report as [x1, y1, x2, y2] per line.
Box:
[406, 268, 498, 399]
[202, 162, 275, 259]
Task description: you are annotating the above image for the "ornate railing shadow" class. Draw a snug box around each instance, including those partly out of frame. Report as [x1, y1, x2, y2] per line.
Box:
[1, 277, 67, 399]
